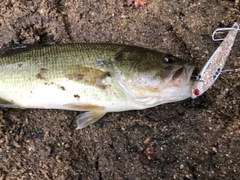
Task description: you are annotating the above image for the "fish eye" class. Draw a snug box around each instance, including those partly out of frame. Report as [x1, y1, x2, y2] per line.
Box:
[164, 56, 174, 63]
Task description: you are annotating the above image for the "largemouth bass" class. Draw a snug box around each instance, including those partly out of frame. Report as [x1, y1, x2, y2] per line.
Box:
[0, 43, 195, 129]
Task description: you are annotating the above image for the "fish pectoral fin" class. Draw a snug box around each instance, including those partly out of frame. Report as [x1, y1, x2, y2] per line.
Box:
[76, 111, 106, 129]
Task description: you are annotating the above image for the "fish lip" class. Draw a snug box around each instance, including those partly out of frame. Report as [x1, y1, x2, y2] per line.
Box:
[185, 64, 195, 83]
[186, 64, 195, 72]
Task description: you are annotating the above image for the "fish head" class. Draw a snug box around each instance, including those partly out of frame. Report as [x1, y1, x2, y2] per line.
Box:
[112, 50, 195, 107]
[155, 54, 195, 105]
[160, 54, 195, 87]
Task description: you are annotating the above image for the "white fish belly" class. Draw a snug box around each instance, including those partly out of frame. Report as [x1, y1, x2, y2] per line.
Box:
[0, 77, 145, 112]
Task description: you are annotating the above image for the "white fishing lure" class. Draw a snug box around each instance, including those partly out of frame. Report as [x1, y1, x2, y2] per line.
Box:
[192, 22, 239, 98]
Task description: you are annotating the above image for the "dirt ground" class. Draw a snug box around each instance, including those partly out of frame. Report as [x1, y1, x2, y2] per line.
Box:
[0, 0, 240, 179]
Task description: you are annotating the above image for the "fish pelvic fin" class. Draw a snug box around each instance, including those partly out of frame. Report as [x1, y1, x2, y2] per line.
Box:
[76, 111, 106, 129]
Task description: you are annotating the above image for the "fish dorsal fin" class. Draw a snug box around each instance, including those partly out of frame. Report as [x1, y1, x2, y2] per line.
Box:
[0, 44, 51, 58]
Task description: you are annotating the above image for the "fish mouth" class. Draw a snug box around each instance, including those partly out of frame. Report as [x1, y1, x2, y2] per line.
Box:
[163, 64, 195, 87]
[173, 64, 195, 86]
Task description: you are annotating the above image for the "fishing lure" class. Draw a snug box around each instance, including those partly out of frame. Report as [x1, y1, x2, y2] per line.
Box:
[192, 22, 239, 98]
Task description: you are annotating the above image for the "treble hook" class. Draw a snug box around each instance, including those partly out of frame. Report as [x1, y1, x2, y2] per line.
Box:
[221, 68, 240, 74]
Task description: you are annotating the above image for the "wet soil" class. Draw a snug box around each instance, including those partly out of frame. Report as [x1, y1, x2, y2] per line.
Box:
[0, 0, 240, 179]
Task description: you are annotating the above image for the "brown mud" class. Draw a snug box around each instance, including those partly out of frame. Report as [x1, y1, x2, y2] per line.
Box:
[0, 0, 240, 179]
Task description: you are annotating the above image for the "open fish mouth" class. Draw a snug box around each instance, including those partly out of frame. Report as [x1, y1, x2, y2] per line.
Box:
[163, 64, 195, 87]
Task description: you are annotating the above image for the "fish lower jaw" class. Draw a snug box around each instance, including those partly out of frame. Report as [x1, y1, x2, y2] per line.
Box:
[155, 85, 192, 105]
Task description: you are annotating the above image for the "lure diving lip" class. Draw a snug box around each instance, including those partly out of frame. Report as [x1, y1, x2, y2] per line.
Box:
[191, 22, 239, 98]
